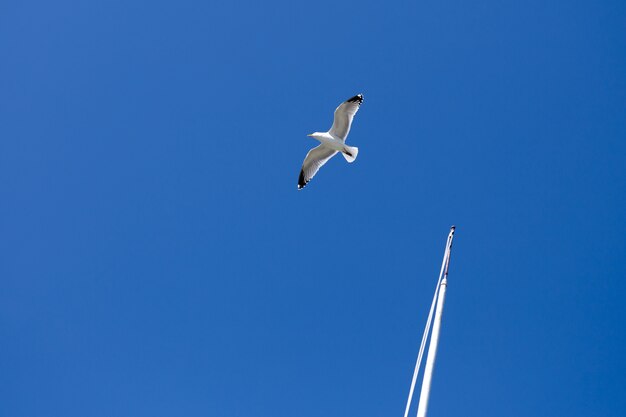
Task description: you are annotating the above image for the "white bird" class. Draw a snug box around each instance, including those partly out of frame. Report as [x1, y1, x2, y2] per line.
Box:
[298, 94, 364, 190]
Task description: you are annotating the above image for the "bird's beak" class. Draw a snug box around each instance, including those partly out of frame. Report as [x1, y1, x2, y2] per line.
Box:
[307, 134, 312, 137]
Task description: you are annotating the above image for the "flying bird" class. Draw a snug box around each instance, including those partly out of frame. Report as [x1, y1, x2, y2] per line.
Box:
[297, 94, 364, 190]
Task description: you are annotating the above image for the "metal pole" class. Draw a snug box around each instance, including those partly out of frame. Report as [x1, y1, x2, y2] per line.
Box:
[415, 226, 455, 417]
[403, 227, 454, 417]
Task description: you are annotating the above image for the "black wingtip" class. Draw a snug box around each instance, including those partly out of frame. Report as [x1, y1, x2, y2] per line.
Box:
[298, 170, 308, 190]
[347, 94, 364, 104]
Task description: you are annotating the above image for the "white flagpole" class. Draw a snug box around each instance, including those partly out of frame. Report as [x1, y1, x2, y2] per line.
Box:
[416, 226, 455, 417]
[402, 227, 454, 417]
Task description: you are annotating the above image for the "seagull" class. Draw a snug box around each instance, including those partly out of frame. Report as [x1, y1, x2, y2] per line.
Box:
[297, 94, 364, 190]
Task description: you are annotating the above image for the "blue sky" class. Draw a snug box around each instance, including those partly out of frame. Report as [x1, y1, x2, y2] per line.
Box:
[1, 0, 625, 416]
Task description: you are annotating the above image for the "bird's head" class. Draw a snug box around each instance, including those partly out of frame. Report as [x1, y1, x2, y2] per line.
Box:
[307, 132, 321, 139]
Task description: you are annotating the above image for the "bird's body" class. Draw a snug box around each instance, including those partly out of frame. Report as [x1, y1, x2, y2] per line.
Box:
[297, 94, 363, 190]
[309, 132, 349, 152]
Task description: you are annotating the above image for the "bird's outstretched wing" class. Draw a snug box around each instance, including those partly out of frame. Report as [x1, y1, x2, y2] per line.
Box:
[298, 145, 338, 189]
[329, 94, 363, 141]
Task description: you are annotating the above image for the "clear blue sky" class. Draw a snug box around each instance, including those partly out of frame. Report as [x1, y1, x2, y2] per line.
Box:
[1, 0, 625, 416]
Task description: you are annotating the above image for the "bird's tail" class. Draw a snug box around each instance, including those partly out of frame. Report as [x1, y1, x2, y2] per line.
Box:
[342, 145, 358, 163]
